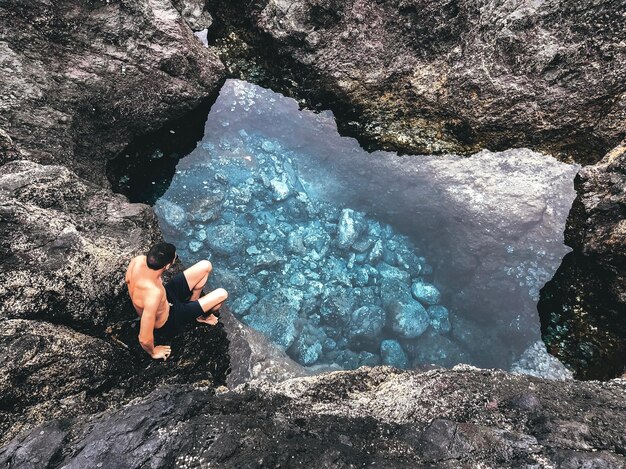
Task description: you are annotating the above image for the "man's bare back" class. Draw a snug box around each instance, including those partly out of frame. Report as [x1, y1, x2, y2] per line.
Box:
[126, 255, 169, 328]
[125, 243, 228, 360]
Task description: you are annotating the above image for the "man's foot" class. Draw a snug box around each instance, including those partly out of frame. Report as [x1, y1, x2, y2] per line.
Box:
[197, 313, 218, 326]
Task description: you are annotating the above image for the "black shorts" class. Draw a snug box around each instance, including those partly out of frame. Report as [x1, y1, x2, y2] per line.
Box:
[159, 272, 204, 335]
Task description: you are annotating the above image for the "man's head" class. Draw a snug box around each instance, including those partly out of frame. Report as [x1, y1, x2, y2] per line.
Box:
[146, 242, 176, 270]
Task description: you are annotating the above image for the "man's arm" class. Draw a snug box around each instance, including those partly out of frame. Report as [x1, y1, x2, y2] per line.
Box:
[138, 293, 171, 360]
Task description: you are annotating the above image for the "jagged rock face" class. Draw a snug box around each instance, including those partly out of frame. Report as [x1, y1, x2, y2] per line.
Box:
[0, 0, 224, 180]
[0, 319, 135, 442]
[0, 160, 161, 327]
[2, 367, 625, 468]
[539, 141, 626, 379]
[209, 0, 625, 163]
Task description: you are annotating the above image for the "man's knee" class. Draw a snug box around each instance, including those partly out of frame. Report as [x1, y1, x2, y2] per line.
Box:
[214, 288, 228, 302]
[197, 259, 212, 274]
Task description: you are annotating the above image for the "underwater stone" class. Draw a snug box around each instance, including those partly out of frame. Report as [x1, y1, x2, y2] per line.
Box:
[322, 338, 337, 352]
[189, 192, 224, 222]
[205, 224, 245, 255]
[411, 280, 441, 305]
[404, 330, 467, 368]
[320, 287, 355, 327]
[188, 240, 203, 252]
[155, 199, 186, 227]
[428, 305, 451, 333]
[347, 305, 386, 342]
[243, 288, 303, 350]
[380, 340, 408, 369]
[337, 208, 359, 249]
[380, 279, 413, 308]
[230, 292, 258, 316]
[194, 229, 207, 241]
[246, 245, 261, 255]
[290, 272, 306, 286]
[378, 262, 410, 283]
[389, 299, 430, 338]
[261, 140, 275, 152]
[290, 327, 323, 366]
[270, 179, 290, 201]
[358, 351, 381, 367]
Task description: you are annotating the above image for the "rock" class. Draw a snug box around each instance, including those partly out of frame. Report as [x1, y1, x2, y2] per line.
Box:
[378, 262, 410, 283]
[510, 341, 573, 381]
[539, 141, 626, 379]
[404, 330, 468, 368]
[411, 280, 441, 305]
[213, 0, 624, 162]
[171, 0, 214, 31]
[205, 224, 246, 255]
[243, 289, 303, 350]
[319, 287, 355, 328]
[427, 305, 451, 333]
[230, 292, 258, 316]
[346, 305, 386, 344]
[270, 179, 291, 200]
[0, 0, 224, 179]
[0, 319, 134, 443]
[389, 300, 430, 339]
[336, 208, 359, 249]
[289, 327, 322, 366]
[0, 161, 160, 327]
[380, 339, 408, 369]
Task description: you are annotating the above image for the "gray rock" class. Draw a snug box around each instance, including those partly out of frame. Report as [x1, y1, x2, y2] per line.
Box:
[380, 339, 408, 369]
[205, 224, 245, 255]
[346, 305, 386, 343]
[427, 305, 451, 333]
[411, 280, 441, 305]
[243, 289, 303, 350]
[389, 300, 430, 339]
[0, 0, 223, 177]
[539, 141, 626, 379]
[336, 208, 359, 249]
[0, 161, 160, 327]
[230, 292, 258, 316]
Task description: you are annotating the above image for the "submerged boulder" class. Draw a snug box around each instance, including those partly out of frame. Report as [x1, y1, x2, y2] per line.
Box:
[380, 339, 408, 369]
[411, 280, 441, 305]
[389, 300, 430, 339]
[243, 288, 303, 350]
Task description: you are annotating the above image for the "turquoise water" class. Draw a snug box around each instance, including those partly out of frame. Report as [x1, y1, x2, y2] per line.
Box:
[155, 80, 579, 375]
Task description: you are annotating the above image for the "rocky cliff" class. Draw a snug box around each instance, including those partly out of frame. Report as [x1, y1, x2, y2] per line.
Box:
[207, 0, 625, 163]
[1, 0, 626, 465]
[2, 367, 625, 467]
[0, 0, 224, 181]
[539, 141, 626, 379]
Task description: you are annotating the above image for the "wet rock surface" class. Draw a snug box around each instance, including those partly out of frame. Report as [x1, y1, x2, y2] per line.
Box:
[208, 0, 625, 163]
[2, 367, 625, 468]
[539, 141, 626, 379]
[0, 0, 224, 180]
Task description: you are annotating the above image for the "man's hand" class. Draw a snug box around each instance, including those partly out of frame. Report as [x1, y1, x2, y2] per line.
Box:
[151, 345, 172, 360]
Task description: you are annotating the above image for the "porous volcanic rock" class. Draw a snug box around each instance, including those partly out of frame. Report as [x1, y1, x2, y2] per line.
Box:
[0, 160, 160, 327]
[539, 141, 626, 379]
[0, 0, 224, 180]
[1, 367, 625, 468]
[209, 0, 625, 163]
[0, 319, 135, 443]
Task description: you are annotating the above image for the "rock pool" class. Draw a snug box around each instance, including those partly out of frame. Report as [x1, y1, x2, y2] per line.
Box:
[153, 79, 579, 377]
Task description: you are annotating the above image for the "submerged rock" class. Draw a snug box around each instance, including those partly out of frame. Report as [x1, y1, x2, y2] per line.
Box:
[389, 300, 430, 339]
[380, 339, 408, 369]
[243, 289, 303, 350]
[411, 280, 441, 305]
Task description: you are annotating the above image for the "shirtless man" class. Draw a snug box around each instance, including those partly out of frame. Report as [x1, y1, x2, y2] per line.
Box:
[125, 242, 228, 360]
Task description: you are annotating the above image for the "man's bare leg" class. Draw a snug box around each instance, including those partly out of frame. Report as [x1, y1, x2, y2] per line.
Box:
[196, 288, 228, 325]
[183, 260, 212, 301]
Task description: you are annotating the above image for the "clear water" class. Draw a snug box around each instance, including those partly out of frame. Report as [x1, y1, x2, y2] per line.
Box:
[155, 79, 580, 376]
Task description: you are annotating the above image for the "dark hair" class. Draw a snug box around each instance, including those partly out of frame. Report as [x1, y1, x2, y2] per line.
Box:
[146, 242, 176, 270]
